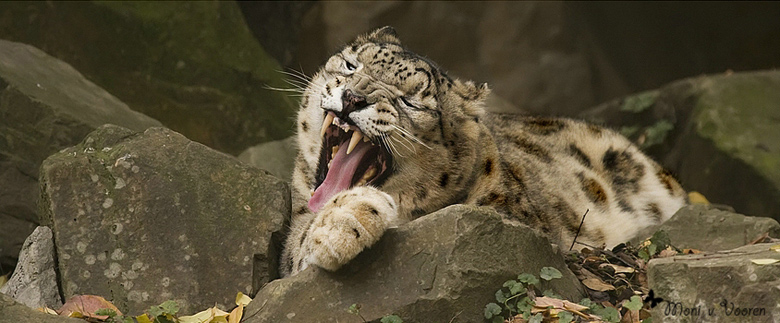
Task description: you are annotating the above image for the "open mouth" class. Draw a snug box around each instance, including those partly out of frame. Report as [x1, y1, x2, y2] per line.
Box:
[308, 112, 394, 213]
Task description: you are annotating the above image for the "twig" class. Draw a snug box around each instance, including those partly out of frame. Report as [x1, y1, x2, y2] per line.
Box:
[569, 209, 590, 251]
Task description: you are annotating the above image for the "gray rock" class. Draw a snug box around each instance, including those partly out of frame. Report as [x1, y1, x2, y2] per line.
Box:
[0, 1, 297, 156]
[582, 71, 780, 222]
[238, 136, 297, 183]
[0, 227, 61, 309]
[0, 293, 82, 323]
[631, 204, 780, 252]
[0, 39, 161, 275]
[648, 243, 780, 322]
[244, 205, 584, 323]
[39, 125, 290, 314]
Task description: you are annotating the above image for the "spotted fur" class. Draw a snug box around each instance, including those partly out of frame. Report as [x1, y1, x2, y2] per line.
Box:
[280, 27, 687, 276]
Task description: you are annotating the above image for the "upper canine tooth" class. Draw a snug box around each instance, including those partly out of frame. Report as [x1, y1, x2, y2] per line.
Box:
[321, 114, 334, 137]
[346, 130, 363, 155]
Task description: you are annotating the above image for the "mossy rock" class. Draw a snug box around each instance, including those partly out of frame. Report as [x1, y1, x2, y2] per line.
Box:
[0, 1, 296, 155]
[581, 71, 780, 221]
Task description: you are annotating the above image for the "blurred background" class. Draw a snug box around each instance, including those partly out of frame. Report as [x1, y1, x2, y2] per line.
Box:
[1, 1, 779, 277]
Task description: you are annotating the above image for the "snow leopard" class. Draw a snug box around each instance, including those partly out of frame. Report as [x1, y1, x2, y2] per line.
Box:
[280, 26, 687, 276]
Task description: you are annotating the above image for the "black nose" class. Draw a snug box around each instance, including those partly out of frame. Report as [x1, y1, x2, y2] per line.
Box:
[341, 90, 368, 117]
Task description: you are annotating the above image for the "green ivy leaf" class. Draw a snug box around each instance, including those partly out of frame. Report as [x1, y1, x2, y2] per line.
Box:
[593, 306, 620, 323]
[540, 267, 563, 281]
[647, 243, 658, 257]
[529, 313, 544, 323]
[578, 298, 595, 309]
[517, 296, 533, 314]
[381, 314, 403, 323]
[623, 295, 643, 311]
[495, 289, 508, 303]
[637, 249, 650, 261]
[484, 303, 502, 319]
[159, 300, 179, 316]
[147, 305, 163, 318]
[503, 280, 526, 295]
[557, 311, 574, 323]
[650, 230, 671, 249]
[517, 273, 540, 286]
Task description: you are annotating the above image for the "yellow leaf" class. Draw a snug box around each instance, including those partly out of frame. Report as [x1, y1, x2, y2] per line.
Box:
[770, 245, 780, 252]
[228, 304, 244, 323]
[750, 258, 779, 265]
[0, 274, 7, 289]
[688, 191, 709, 204]
[135, 314, 153, 323]
[235, 292, 252, 306]
[180, 306, 230, 323]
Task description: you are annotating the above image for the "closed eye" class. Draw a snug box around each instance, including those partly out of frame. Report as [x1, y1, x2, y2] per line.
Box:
[345, 61, 357, 71]
[399, 97, 418, 109]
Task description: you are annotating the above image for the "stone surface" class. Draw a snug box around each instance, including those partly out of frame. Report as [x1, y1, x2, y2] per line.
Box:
[39, 125, 290, 314]
[0, 226, 61, 309]
[582, 71, 780, 222]
[244, 205, 584, 323]
[238, 136, 297, 183]
[631, 204, 780, 252]
[0, 1, 297, 156]
[648, 243, 780, 322]
[0, 293, 82, 323]
[0, 39, 161, 275]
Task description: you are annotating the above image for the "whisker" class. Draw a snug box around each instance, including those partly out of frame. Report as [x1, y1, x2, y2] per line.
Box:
[391, 135, 416, 154]
[391, 125, 432, 150]
[263, 85, 305, 93]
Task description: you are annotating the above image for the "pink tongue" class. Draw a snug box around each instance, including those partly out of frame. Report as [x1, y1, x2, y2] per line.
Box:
[308, 139, 372, 213]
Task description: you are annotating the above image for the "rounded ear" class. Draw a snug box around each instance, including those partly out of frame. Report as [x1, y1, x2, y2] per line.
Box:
[357, 26, 401, 45]
[450, 80, 489, 118]
[455, 80, 490, 102]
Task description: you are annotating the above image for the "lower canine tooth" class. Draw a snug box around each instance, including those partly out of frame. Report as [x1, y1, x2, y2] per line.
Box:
[346, 130, 363, 154]
[320, 114, 334, 137]
[363, 167, 376, 179]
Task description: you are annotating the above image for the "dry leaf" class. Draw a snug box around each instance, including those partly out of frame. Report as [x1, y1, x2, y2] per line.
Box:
[682, 248, 703, 254]
[58, 295, 122, 319]
[620, 309, 640, 323]
[582, 278, 615, 291]
[750, 258, 779, 265]
[769, 244, 780, 252]
[600, 263, 635, 274]
[658, 249, 678, 258]
[180, 306, 230, 323]
[228, 304, 244, 323]
[687, 191, 709, 204]
[37, 307, 58, 315]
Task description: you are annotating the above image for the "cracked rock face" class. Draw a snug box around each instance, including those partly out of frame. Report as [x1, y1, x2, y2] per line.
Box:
[0, 39, 161, 276]
[0, 226, 61, 310]
[648, 243, 780, 323]
[244, 205, 584, 323]
[39, 125, 290, 314]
